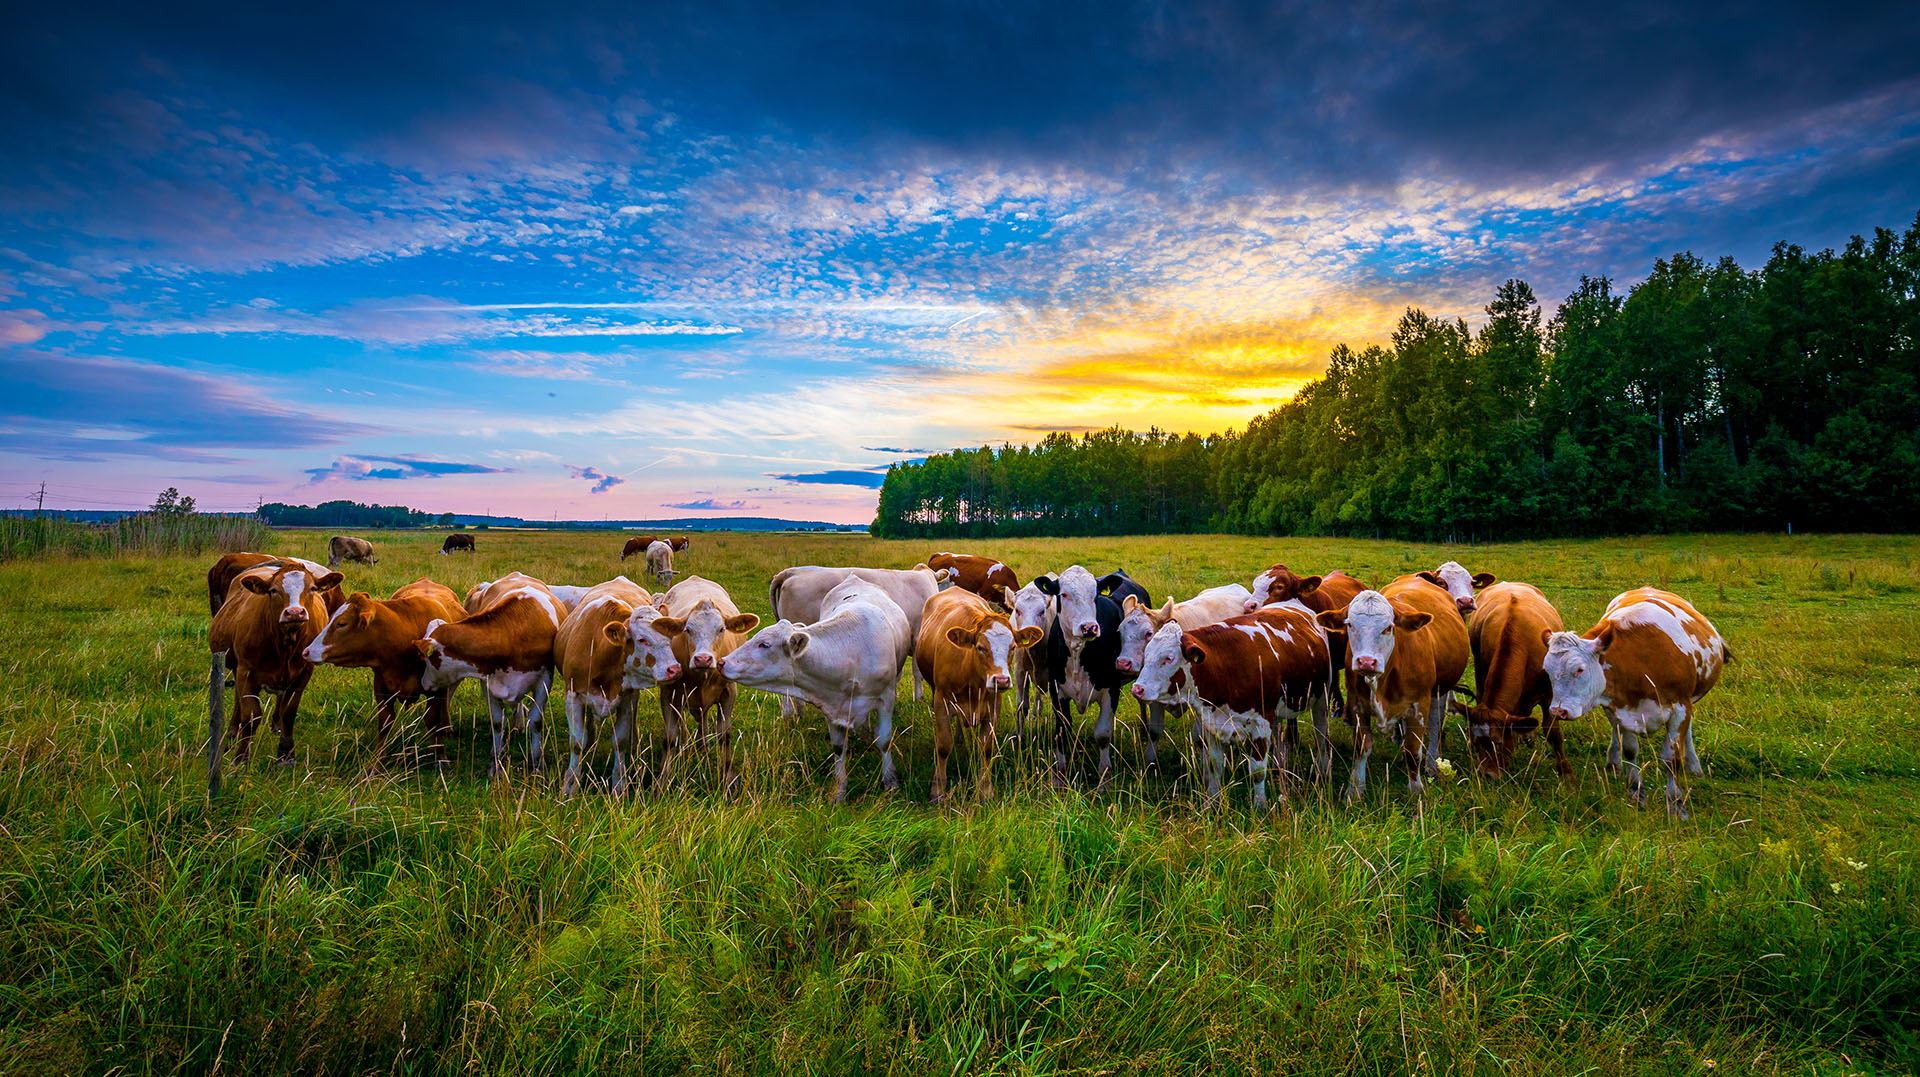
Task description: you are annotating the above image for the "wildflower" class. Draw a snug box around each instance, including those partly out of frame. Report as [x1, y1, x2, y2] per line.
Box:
[1846, 858, 1866, 871]
[1829, 882, 1843, 894]
[1702, 1060, 1717, 1071]
[1436, 758, 1456, 778]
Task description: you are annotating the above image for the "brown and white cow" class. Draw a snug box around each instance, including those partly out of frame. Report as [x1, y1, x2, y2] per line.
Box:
[1244, 566, 1367, 715]
[645, 576, 760, 796]
[464, 572, 551, 614]
[551, 576, 655, 796]
[916, 588, 1043, 802]
[622, 534, 690, 560]
[417, 576, 565, 779]
[327, 535, 378, 566]
[1314, 574, 1470, 802]
[1543, 587, 1729, 818]
[928, 552, 1020, 607]
[301, 578, 466, 767]
[441, 533, 476, 555]
[1132, 603, 1331, 809]
[1114, 584, 1254, 768]
[1418, 561, 1497, 615]
[1452, 581, 1568, 778]
[208, 552, 342, 619]
[207, 561, 344, 795]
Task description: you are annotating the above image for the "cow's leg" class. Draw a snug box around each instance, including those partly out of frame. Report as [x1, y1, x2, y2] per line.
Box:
[1092, 690, 1116, 789]
[715, 686, 739, 799]
[1545, 710, 1573, 780]
[1013, 663, 1030, 744]
[369, 682, 399, 766]
[1618, 725, 1644, 807]
[875, 697, 900, 793]
[562, 694, 590, 797]
[487, 693, 510, 779]
[612, 692, 639, 797]
[658, 691, 687, 790]
[1662, 704, 1692, 820]
[1424, 688, 1448, 777]
[525, 675, 552, 775]
[274, 676, 309, 766]
[1682, 715, 1703, 777]
[1607, 724, 1624, 775]
[977, 709, 1000, 802]
[1050, 690, 1073, 789]
[424, 689, 454, 769]
[1249, 730, 1274, 812]
[828, 720, 851, 804]
[930, 698, 955, 804]
[1201, 727, 1227, 808]
[1345, 715, 1372, 805]
[1311, 690, 1333, 788]
[1400, 703, 1428, 800]
[231, 669, 262, 765]
[1140, 701, 1166, 772]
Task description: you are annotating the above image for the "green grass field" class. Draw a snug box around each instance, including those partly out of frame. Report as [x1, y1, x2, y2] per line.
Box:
[1, 530, 1916, 1074]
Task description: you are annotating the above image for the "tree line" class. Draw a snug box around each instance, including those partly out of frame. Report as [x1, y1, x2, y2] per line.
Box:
[259, 500, 456, 529]
[872, 211, 1920, 539]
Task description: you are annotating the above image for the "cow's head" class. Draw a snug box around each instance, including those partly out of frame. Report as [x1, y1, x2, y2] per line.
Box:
[1035, 565, 1100, 640]
[1115, 595, 1176, 673]
[1315, 590, 1430, 677]
[1005, 582, 1053, 641]
[616, 603, 683, 688]
[1543, 628, 1610, 720]
[655, 598, 760, 671]
[945, 613, 1042, 691]
[302, 591, 384, 666]
[717, 619, 807, 688]
[1130, 622, 1193, 703]
[1449, 698, 1540, 775]
[1419, 561, 1495, 614]
[241, 565, 342, 632]
[413, 618, 478, 690]
[1246, 564, 1323, 612]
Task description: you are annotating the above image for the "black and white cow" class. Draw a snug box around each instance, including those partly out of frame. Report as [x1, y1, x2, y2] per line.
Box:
[1034, 565, 1148, 787]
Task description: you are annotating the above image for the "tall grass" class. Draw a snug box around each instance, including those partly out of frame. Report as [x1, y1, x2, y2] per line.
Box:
[0, 513, 273, 561]
[0, 530, 1915, 1073]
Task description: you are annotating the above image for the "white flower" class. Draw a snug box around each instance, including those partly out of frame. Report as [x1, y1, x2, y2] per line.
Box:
[1846, 858, 1867, 871]
[1436, 758, 1456, 778]
[1829, 882, 1843, 894]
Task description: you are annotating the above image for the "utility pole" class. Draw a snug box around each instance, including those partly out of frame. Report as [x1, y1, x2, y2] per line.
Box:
[33, 482, 46, 517]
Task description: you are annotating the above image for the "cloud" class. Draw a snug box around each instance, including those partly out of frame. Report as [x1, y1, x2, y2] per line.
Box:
[773, 469, 889, 488]
[862, 445, 937, 454]
[306, 454, 508, 483]
[664, 496, 755, 510]
[566, 464, 626, 494]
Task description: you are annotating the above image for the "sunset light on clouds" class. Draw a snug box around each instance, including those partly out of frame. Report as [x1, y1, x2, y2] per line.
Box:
[4, 3, 1917, 523]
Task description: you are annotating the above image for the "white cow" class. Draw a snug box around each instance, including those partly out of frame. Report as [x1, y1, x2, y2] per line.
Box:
[1002, 578, 1056, 740]
[645, 540, 676, 586]
[768, 564, 942, 702]
[722, 577, 912, 802]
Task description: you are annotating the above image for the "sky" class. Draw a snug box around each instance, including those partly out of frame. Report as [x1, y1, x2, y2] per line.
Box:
[3, 3, 1917, 525]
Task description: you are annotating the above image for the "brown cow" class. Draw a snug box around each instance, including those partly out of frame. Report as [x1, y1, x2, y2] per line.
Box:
[1452, 581, 1568, 778]
[1244, 565, 1367, 715]
[622, 534, 691, 559]
[647, 576, 760, 796]
[552, 576, 655, 796]
[208, 552, 342, 618]
[441, 533, 476, 555]
[1543, 587, 1730, 818]
[915, 588, 1042, 802]
[301, 578, 467, 767]
[1131, 604, 1331, 809]
[207, 561, 343, 795]
[417, 577, 565, 778]
[928, 552, 1020, 607]
[1314, 575, 1470, 802]
[1418, 560, 1497, 614]
[327, 535, 378, 566]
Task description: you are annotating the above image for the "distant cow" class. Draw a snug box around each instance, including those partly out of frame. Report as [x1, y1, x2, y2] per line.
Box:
[769, 564, 944, 702]
[1543, 587, 1729, 818]
[328, 535, 378, 566]
[1452, 582, 1568, 778]
[551, 576, 655, 796]
[644, 540, 677, 586]
[1113, 584, 1252, 768]
[1034, 565, 1141, 787]
[207, 560, 343, 795]
[1314, 574, 1470, 802]
[1418, 561, 1497, 615]
[1244, 566, 1368, 714]
[1132, 603, 1331, 809]
[928, 552, 1019, 606]
[622, 535, 690, 559]
[441, 534, 476, 555]
[723, 577, 912, 802]
[646, 576, 760, 795]
[916, 588, 1043, 801]
[302, 578, 466, 766]
[418, 576, 565, 778]
[208, 552, 342, 619]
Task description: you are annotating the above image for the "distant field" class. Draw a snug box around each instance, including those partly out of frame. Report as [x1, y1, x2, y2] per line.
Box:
[0, 530, 1916, 1074]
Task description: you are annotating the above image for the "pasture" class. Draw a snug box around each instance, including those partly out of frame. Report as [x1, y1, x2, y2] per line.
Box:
[0, 530, 1916, 1074]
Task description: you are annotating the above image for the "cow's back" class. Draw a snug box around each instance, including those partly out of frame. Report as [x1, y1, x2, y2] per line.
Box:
[1383, 574, 1470, 685]
[1469, 582, 1561, 714]
[1599, 588, 1727, 704]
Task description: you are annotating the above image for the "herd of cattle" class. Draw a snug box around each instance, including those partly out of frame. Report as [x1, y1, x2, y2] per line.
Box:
[207, 540, 1731, 816]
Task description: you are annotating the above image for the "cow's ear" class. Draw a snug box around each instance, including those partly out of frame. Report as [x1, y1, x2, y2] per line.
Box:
[1013, 626, 1044, 649]
[725, 613, 760, 634]
[316, 571, 344, 590]
[1417, 570, 1442, 586]
[1096, 571, 1128, 594]
[1472, 572, 1496, 590]
[1315, 608, 1347, 631]
[1394, 610, 1433, 632]
[602, 621, 629, 646]
[945, 625, 977, 649]
[1158, 598, 1176, 620]
[1294, 575, 1322, 596]
[1181, 637, 1206, 665]
[413, 639, 435, 660]
[241, 575, 271, 594]
[785, 630, 810, 657]
[1539, 627, 1555, 649]
[1034, 576, 1060, 595]
[1000, 584, 1018, 607]
[1589, 626, 1615, 655]
[1121, 595, 1141, 615]
[653, 616, 686, 636]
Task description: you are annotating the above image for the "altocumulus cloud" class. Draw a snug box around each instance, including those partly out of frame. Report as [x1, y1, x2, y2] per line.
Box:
[664, 496, 754, 510]
[567, 465, 625, 494]
[307, 455, 507, 483]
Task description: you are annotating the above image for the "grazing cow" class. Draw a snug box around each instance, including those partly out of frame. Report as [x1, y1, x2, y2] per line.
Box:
[208, 552, 342, 619]
[301, 578, 466, 767]
[1034, 565, 1138, 786]
[916, 588, 1043, 802]
[1452, 582, 1569, 778]
[1132, 603, 1331, 809]
[1418, 561, 1497, 614]
[1002, 579, 1056, 741]
[645, 576, 760, 795]
[770, 563, 944, 702]
[206, 561, 344, 795]
[1113, 584, 1253, 768]
[927, 552, 1020, 607]
[623, 535, 690, 559]
[417, 576, 565, 779]
[644, 540, 677, 586]
[1314, 575, 1470, 802]
[721, 577, 912, 802]
[1543, 587, 1729, 818]
[551, 576, 656, 796]
[440, 533, 476, 555]
[327, 535, 378, 566]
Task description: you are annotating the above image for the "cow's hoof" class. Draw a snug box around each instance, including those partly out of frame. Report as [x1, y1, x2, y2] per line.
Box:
[275, 754, 296, 768]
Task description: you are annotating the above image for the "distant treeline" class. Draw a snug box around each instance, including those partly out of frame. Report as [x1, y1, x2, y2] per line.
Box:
[873, 212, 1920, 539]
[260, 500, 456, 529]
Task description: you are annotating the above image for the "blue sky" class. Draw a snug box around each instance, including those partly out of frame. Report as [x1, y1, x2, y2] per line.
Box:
[3, 2, 1917, 523]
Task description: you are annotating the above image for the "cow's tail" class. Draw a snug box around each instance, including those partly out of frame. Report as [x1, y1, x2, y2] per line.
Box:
[208, 651, 227, 799]
[768, 568, 793, 620]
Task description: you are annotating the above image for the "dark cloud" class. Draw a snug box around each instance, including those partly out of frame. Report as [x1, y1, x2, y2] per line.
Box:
[664, 497, 754, 510]
[307, 455, 507, 483]
[774, 470, 888, 488]
[566, 464, 625, 494]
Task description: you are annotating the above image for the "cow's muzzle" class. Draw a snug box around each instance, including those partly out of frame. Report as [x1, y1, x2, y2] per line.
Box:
[1353, 655, 1379, 673]
[989, 674, 1010, 690]
[1114, 657, 1136, 673]
[1129, 683, 1145, 699]
[1078, 622, 1099, 639]
[692, 652, 716, 669]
